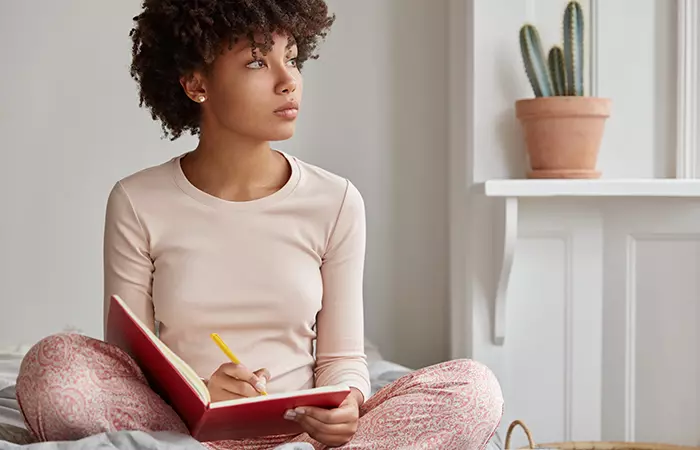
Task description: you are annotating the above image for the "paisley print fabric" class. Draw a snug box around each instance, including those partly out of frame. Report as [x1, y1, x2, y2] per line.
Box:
[16, 334, 503, 449]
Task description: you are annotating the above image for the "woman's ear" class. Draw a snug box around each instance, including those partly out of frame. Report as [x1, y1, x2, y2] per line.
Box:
[180, 72, 208, 104]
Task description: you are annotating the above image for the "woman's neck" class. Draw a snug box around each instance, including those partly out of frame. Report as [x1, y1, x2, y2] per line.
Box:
[181, 128, 290, 202]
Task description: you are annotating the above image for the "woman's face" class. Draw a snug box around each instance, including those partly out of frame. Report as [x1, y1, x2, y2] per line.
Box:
[184, 31, 303, 142]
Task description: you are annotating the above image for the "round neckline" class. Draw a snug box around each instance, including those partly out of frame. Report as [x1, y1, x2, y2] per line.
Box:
[172, 149, 301, 211]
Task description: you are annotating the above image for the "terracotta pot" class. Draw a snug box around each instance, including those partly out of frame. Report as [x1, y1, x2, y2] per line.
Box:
[515, 97, 612, 179]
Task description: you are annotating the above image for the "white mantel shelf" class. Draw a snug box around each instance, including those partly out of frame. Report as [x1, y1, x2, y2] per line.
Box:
[476, 178, 700, 346]
[480, 179, 700, 198]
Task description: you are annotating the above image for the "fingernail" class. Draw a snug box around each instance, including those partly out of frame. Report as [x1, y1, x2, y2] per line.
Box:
[284, 410, 297, 420]
[255, 382, 266, 392]
[294, 407, 305, 415]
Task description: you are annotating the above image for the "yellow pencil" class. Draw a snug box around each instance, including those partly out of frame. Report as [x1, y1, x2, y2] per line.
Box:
[210, 333, 267, 395]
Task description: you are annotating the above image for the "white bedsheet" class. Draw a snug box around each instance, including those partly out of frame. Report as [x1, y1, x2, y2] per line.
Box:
[0, 350, 25, 392]
[0, 352, 25, 429]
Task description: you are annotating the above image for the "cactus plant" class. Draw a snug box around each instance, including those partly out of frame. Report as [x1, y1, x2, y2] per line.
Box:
[548, 46, 566, 96]
[519, 24, 553, 97]
[519, 0, 585, 97]
[563, 0, 584, 95]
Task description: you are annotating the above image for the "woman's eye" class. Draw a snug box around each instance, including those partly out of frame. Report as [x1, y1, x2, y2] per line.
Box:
[247, 60, 265, 69]
[287, 58, 298, 68]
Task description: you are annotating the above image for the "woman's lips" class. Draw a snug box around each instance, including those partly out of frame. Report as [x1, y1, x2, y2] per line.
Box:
[274, 100, 299, 119]
[274, 108, 298, 119]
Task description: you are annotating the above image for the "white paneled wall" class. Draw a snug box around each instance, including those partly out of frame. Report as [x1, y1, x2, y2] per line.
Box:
[451, 0, 700, 447]
[602, 199, 700, 444]
[596, 0, 678, 178]
[504, 199, 603, 442]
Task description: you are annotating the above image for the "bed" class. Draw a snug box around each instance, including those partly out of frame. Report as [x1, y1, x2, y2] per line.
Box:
[0, 338, 503, 449]
[0, 337, 416, 449]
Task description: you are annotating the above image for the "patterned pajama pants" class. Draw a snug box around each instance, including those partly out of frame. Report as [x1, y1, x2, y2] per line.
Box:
[15, 333, 503, 449]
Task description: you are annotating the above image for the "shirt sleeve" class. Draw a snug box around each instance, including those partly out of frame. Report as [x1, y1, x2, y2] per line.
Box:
[103, 181, 156, 339]
[313, 180, 371, 403]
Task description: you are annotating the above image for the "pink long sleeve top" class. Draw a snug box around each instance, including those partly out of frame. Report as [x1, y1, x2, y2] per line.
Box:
[102, 151, 370, 401]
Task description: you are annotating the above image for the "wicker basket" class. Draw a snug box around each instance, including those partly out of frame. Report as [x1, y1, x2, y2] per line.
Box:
[504, 420, 700, 450]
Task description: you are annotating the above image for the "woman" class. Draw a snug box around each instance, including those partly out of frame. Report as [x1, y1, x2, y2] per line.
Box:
[15, 1, 503, 449]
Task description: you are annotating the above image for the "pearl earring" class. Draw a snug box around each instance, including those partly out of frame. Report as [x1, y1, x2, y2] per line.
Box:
[197, 95, 206, 103]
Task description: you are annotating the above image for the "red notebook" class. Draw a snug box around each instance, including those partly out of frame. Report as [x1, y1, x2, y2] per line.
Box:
[106, 295, 351, 442]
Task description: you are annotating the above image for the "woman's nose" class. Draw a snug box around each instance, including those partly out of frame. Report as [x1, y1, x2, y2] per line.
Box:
[276, 72, 297, 95]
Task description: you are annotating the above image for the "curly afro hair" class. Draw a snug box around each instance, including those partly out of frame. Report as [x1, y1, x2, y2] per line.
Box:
[129, 0, 335, 140]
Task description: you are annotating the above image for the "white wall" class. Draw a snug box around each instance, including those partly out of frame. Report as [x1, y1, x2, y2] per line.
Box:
[0, 0, 450, 369]
[0, 1, 193, 345]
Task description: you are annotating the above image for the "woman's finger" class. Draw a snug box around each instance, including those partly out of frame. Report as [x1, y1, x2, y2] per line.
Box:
[253, 368, 271, 388]
[211, 371, 259, 398]
[295, 405, 357, 425]
[206, 374, 249, 401]
[221, 378, 260, 398]
[293, 411, 353, 436]
[254, 367, 271, 381]
[219, 363, 267, 393]
[212, 366, 260, 397]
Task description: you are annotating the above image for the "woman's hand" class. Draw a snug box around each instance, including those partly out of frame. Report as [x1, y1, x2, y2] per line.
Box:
[206, 363, 270, 402]
[284, 388, 363, 447]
